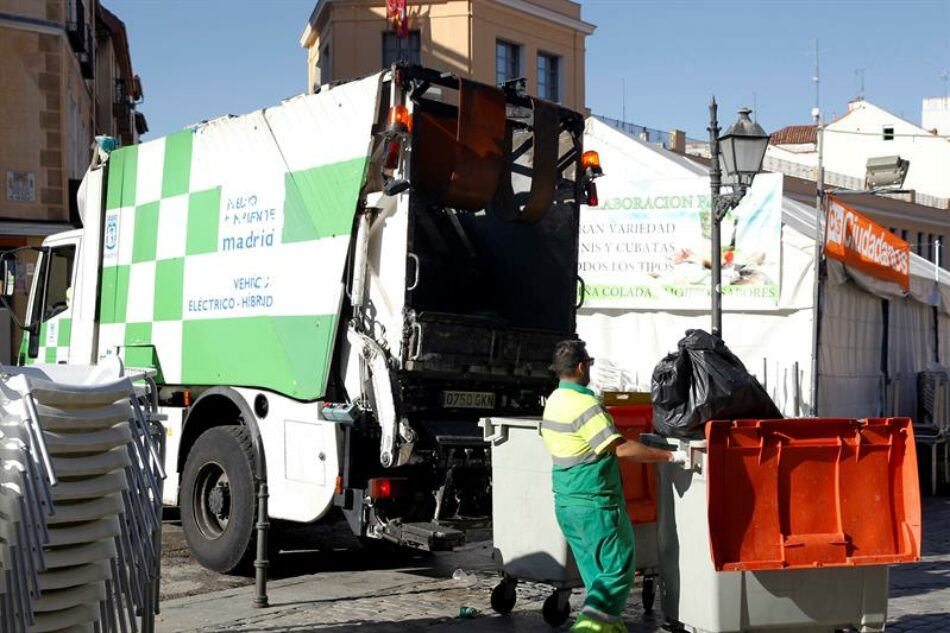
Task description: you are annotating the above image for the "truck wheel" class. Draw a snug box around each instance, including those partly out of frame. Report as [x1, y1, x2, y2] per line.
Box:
[181, 426, 257, 574]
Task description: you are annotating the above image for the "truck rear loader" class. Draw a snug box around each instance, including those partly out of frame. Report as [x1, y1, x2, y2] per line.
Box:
[3, 65, 595, 573]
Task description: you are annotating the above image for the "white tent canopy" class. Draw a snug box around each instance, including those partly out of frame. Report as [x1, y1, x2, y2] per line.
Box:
[578, 116, 950, 419]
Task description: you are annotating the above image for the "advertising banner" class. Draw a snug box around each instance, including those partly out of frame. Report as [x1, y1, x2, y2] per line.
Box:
[579, 173, 783, 310]
[824, 195, 910, 292]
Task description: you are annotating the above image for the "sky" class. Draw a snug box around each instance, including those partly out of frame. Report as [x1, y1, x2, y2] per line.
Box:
[110, 0, 950, 141]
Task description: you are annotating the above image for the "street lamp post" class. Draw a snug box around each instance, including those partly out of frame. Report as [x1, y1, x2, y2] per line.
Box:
[707, 100, 770, 338]
[708, 98, 724, 337]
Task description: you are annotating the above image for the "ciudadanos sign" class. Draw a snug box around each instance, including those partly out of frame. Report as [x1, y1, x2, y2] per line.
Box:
[824, 195, 910, 292]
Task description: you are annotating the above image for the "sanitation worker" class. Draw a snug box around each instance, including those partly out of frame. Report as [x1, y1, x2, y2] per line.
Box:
[541, 340, 687, 633]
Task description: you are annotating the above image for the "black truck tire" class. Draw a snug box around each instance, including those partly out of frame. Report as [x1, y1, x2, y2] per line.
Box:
[181, 425, 257, 574]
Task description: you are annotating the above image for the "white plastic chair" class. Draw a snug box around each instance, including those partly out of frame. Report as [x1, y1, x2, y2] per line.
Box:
[913, 371, 949, 495]
[0, 363, 165, 633]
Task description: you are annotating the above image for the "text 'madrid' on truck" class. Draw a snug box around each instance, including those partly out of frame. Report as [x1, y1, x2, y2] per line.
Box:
[1, 65, 601, 573]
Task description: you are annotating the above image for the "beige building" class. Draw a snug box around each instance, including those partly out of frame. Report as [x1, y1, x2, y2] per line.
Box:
[0, 0, 144, 361]
[300, 0, 594, 112]
[0, 0, 145, 235]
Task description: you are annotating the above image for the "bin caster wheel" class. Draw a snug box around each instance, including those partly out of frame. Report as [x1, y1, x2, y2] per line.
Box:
[663, 619, 686, 632]
[491, 579, 517, 615]
[642, 577, 656, 613]
[542, 591, 571, 627]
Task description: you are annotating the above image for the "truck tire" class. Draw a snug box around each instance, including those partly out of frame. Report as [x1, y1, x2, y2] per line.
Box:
[181, 426, 257, 574]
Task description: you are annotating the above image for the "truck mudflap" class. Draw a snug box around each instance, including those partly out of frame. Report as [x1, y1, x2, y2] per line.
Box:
[379, 521, 466, 552]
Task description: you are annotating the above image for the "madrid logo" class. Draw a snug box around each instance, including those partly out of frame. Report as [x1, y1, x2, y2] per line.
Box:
[105, 215, 118, 251]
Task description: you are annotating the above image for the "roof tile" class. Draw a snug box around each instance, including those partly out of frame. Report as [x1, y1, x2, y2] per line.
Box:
[770, 125, 818, 146]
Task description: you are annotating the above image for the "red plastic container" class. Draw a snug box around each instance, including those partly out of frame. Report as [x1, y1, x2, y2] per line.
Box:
[608, 404, 657, 525]
[705, 418, 922, 571]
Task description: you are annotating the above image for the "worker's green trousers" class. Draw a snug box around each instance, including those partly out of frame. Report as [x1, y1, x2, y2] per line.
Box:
[555, 503, 636, 621]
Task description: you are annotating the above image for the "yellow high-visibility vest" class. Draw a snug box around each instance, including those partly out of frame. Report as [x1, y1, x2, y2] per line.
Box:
[541, 381, 622, 468]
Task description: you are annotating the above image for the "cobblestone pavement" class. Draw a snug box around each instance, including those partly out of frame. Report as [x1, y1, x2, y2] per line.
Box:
[886, 497, 950, 632]
[157, 498, 950, 632]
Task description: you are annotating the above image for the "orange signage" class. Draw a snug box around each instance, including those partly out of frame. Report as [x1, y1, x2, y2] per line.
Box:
[824, 196, 910, 291]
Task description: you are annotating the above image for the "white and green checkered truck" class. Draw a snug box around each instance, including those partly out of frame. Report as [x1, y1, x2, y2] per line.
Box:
[4, 65, 594, 573]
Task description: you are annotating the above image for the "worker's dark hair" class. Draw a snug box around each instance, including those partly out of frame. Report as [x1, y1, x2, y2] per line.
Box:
[551, 340, 589, 377]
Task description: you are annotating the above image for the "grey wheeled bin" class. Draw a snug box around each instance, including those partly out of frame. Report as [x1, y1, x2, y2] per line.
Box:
[652, 417, 921, 633]
[482, 416, 579, 627]
[483, 416, 661, 627]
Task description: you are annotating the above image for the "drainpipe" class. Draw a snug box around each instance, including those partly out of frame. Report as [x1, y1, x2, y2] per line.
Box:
[91, 0, 97, 139]
[468, 1, 473, 78]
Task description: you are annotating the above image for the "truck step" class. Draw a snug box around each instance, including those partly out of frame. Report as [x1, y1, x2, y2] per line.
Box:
[383, 521, 466, 552]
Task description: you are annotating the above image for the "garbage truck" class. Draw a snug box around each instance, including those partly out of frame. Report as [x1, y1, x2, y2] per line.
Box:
[0, 65, 596, 573]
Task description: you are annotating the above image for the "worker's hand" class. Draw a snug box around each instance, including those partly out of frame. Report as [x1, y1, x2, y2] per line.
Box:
[668, 449, 690, 465]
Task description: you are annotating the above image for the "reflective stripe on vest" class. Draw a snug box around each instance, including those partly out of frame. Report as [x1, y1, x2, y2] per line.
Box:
[586, 425, 617, 453]
[539, 403, 603, 433]
[551, 451, 603, 468]
[541, 390, 620, 467]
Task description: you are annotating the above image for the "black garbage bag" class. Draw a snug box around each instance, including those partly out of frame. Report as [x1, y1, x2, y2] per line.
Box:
[651, 329, 782, 439]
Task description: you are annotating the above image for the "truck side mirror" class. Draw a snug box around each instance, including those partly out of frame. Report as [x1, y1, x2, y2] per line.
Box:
[0, 251, 38, 360]
[27, 319, 40, 360]
[0, 246, 46, 335]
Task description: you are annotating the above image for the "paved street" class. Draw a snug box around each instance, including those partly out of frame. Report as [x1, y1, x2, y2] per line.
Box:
[156, 498, 950, 632]
[888, 496, 950, 632]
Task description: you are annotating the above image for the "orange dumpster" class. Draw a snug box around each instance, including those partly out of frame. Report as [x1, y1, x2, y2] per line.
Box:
[607, 395, 661, 612]
[657, 417, 920, 632]
[705, 417, 922, 572]
[607, 402, 657, 525]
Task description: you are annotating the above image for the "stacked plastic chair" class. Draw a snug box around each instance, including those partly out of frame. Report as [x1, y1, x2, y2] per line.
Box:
[0, 373, 56, 633]
[0, 361, 165, 633]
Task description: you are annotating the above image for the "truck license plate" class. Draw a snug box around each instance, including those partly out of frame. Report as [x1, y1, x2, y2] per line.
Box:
[442, 391, 495, 409]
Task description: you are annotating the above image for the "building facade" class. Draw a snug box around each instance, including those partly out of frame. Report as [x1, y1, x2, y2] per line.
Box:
[1, 0, 145, 231]
[922, 96, 950, 136]
[0, 0, 145, 361]
[300, 0, 594, 111]
[766, 99, 950, 210]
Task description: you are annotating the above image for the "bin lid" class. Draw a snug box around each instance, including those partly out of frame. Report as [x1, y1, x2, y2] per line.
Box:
[480, 416, 542, 443]
[603, 392, 651, 406]
[706, 418, 922, 571]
